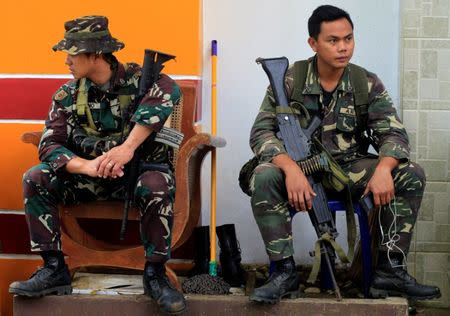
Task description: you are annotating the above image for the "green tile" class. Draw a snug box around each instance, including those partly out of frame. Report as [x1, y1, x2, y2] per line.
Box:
[419, 160, 448, 181]
[428, 131, 450, 160]
[435, 224, 450, 242]
[421, 50, 438, 78]
[423, 39, 450, 49]
[416, 220, 435, 240]
[434, 212, 449, 224]
[403, 71, 418, 99]
[418, 146, 428, 159]
[440, 82, 450, 99]
[424, 253, 449, 271]
[404, 39, 419, 49]
[431, 0, 450, 16]
[402, 99, 418, 109]
[416, 241, 450, 252]
[426, 181, 449, 192]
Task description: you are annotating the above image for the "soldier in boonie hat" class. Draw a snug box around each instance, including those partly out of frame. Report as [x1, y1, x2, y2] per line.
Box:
[10, 14, 186, 316]
[52, 15, 124, 55]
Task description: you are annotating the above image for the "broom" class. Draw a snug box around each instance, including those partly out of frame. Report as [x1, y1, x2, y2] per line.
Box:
[209, 39, 218, 277]
[181, 40, 230, 295]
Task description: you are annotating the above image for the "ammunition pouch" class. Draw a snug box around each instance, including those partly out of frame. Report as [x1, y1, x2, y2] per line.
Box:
[238, 156, 259, 197]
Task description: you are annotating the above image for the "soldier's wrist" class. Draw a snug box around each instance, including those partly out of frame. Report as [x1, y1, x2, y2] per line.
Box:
[65, 156, 85, 174]
[376, 156, 399, 172]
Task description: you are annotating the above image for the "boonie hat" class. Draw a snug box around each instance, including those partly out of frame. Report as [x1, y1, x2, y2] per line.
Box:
[52, 15, 124, 55]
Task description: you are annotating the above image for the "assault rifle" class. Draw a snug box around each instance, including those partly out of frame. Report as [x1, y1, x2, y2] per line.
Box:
[256, 56, 343, 300]
[119, 49, 182, 240]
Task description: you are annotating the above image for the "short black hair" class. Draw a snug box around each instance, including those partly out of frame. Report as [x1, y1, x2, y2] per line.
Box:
[86, 52, 119, 71]
[102, 53, 119, 71]
[308, 5, 353, 39]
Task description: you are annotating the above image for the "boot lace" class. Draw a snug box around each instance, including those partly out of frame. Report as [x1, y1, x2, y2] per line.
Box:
[30, 266, 54, 279]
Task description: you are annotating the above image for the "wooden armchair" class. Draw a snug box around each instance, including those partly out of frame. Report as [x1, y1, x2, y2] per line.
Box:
[21, 81, 225, 289]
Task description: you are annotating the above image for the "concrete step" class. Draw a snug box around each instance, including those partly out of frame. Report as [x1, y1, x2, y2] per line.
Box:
[12, 272, 409, 315]
[14, 294, 408, 316]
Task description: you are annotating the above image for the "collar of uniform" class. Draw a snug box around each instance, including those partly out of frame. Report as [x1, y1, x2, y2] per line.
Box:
[302, 55, 354, 95]
[110, 62, 127, 91]
[335, 65, 353, 94]
[82, 77, 95, 91]
[302, 56, 322, 95]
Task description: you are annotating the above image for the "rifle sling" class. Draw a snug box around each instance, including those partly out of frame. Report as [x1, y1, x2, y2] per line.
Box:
[307, 232, 350, 284]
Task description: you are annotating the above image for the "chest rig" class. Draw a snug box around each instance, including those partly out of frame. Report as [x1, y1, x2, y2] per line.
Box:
[74, 63, 134, 138]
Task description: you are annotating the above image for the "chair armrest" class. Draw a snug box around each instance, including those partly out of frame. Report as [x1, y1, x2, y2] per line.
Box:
[171, 132, 226, 249]
[176, 132, 226, 174]
[208, 135, 226, 148]
[180, 133, 226, 154]
[21, 131, 42, 147]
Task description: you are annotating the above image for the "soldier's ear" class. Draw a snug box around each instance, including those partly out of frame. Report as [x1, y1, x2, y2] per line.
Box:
[308, 37, 317, 52]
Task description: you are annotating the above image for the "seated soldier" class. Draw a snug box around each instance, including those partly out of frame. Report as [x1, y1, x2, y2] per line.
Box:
[244, 5, 441, 304]
[9, 15, 186, 315]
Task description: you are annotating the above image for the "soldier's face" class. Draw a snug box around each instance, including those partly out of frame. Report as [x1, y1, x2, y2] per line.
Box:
[65, 53, 96, 79]
[308, 18, 354, 72]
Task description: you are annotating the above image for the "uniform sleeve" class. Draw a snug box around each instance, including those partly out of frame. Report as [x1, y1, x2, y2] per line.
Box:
[367, 73, 410, 162]
[38, 87, 77, 172]
[131, 74, 181, 132]
[71, 127, 121, 158]
[249, 88, 287, 163]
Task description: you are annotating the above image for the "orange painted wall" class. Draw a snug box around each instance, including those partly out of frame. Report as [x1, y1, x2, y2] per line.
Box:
[1, 0, 201, 76]
[0, 0, 202, 211]
[0, 257, 41, 316]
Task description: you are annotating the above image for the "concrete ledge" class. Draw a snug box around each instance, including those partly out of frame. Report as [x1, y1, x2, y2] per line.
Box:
[14, 294, 409, 316]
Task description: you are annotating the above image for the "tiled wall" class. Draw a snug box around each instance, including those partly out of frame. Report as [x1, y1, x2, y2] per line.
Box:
[401, 0, 450, 307]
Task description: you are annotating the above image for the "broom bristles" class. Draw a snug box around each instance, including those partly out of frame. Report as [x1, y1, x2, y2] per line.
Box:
[182, 274, 230, 295]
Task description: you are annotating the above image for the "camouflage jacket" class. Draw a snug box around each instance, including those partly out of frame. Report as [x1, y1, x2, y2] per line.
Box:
[250, 56, 410, 164]
[39, 62, 181, 173]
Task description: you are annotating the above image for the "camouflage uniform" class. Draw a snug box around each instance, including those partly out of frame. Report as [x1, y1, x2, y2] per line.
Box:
[23, 16, 181, 263]
[248, 56, 424, 261]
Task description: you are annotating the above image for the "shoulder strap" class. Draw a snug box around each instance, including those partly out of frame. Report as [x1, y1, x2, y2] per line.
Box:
[76, 78, 99, 135]
[118, 94, 132, 111]
[291, 60, 309, 103]
[348, 63, 369, 127]
[118, 63, 133, 111]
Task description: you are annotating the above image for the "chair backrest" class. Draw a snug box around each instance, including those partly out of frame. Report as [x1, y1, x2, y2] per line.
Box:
[167, 81, 198, 170]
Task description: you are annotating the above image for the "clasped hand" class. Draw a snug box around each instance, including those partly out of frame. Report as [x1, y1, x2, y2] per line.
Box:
[96, 144, 134, 179]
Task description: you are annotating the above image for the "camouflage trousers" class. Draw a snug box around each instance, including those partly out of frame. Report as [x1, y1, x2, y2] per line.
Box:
[23, 162, 176, 263]
[250, 157, 425, 261]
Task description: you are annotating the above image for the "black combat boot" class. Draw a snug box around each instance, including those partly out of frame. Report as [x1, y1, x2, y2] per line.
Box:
[188, 226, 210, 277]
[143, 262, 186, 315]
[9, 250, 72, 297]
[249, 256, 301, 304]
[216, 224, 246, 287]
[370, 252, 441, 300]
